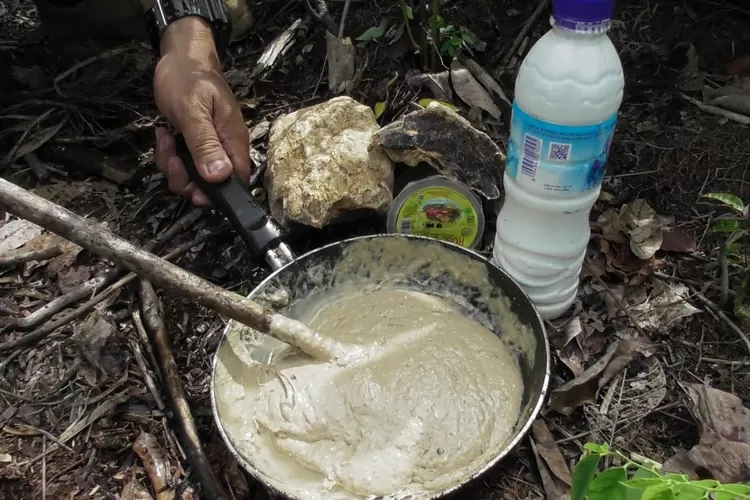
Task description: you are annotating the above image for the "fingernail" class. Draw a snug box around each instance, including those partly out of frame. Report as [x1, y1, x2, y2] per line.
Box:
[206, 159, 232, 175]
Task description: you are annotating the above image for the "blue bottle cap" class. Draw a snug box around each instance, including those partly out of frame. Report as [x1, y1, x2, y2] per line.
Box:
[553, 0, 615, 31]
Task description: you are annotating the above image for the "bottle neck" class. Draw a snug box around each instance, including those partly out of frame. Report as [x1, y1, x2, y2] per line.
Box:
[550, 15, 611, 35]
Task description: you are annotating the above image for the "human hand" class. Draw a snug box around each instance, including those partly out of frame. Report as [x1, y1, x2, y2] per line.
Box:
[152, 17, 250, 207]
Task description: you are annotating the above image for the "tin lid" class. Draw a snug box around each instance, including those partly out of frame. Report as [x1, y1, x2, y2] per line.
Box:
[387, 175, 485, 249]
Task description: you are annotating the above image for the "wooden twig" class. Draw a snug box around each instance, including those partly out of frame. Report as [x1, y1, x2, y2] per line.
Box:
[495, 0, 549, 76]
[2, 208, 203, 333]
[131, 340, 165, 411]
[250, 18, 306, 80]
[139, 280, 228, 500]
[337, 0, 352, 37]
[0, 230, 220, 352]
[0, 246, 62, 267]
[680, 93, 750, 126]
[53, 45, 131, 97]
[303, 0, 338, 35]
[0, 178, 336, 359]
[691, 288, 750, 355]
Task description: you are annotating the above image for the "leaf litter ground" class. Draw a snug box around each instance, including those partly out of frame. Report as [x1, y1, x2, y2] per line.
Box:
[1, 0, 750, 498]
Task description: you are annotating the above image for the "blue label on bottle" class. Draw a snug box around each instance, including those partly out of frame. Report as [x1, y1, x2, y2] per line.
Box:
[506, 102, 618, 194]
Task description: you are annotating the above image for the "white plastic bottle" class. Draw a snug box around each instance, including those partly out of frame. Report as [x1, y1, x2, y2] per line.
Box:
[492, 0, 624, 320]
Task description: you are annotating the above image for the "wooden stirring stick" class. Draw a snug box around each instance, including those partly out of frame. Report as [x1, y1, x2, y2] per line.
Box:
[0, 177, 350, 364]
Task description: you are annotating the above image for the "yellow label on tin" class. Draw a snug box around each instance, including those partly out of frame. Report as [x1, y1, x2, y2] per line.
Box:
[394, 186, 480, 248]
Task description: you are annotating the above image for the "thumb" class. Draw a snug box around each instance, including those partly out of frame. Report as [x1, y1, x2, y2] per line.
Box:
[181, 117, 233, 183]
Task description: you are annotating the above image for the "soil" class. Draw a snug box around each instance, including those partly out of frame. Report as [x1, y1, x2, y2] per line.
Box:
[1, 0, 749, 499]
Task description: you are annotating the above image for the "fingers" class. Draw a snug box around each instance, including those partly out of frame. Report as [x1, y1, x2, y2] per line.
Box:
[213, 91, 251, 186]
[181, 104, 234, 184]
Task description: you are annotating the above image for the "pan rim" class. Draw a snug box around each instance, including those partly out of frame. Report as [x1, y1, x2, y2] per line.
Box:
[210, 233, 551, 500]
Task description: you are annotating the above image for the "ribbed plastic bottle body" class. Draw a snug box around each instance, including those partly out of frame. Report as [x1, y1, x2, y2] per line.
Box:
[492, 24, 624, 320]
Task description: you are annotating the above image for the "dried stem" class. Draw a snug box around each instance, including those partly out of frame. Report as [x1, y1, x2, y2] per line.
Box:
[138, 280, 228, 500]
[0, 246, 62, 267]
[0, 230, 220, 352]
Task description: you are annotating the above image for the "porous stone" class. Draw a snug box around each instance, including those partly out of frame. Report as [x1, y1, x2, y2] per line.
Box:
[265, 96, 394, 228]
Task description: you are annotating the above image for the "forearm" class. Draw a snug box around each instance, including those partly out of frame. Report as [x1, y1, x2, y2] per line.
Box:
[160, 16, 219, 63]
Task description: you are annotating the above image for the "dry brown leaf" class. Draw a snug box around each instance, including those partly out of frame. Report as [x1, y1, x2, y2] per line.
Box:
[450, 59, 502, 119]
[663, 384, 750, 482]
[406, 70, 452, 101]
[0, 219, 43, 253]
[72, 311, 115, 376]
[120, 477, 155, 500]
[531, 420, 572, 486]
[682, 383, 750, 442]
[629, 278, 701, 330]
[660, 227, 698, 253]
[620, 199, 663, 260]
[326, 33, 356, 94]
[548, 338, 655, 416]
[663, 433, 750, 483]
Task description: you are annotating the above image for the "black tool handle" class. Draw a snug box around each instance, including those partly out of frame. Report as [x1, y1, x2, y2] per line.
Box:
[175, 134, 283, 258]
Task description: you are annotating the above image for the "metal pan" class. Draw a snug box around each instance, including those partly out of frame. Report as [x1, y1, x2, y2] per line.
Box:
[177, 137, 550, 499]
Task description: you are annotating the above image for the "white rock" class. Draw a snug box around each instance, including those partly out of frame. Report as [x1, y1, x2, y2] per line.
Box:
[266, 96, 394, 228]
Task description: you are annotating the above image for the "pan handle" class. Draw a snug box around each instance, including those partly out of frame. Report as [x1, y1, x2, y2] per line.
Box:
[174, 134, 295, 270]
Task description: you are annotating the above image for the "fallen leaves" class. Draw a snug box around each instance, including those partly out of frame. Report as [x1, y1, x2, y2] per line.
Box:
[0, 218, 43, 253]
[587, 199, 696, 284]
[548, 338, 655, 416]
[628, 279, 701, 330]
[449, 59, 501, 119]
[663, 384, 750, 483]
[531, 420, 572, 500]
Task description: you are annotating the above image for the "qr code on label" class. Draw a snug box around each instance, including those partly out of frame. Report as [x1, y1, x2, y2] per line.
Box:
[549, 142, 571, 161]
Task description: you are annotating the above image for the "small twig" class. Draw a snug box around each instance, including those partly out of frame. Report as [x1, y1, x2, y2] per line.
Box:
[1, 209, 203, 334]
[130, 340, 165, 411]
[495, 0, 549, 75]
[0, 246, 62, 267]
[2, 109, 55, 167]
[584, 258, 649, 338]
[139, 280, 228, 500]
[702, 357, 750, 367]
[0, 230, 220, 352]
[718, 240, 729, 306]
[53, 46, 131, 97]
[303, 0, 338, 35]
[337, 0, 352, 37]
[691, 288, 750, 355]
[42, 436, 47, 500]
[680, 93, 750, 126]
[132, 309, 162, 381]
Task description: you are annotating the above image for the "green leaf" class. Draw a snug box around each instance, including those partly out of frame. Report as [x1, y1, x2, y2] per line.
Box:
[672, 480, 715, 500]
[571, 454, 601, 500]
[641, 482, 675, 500]
[373, 101, 386, 119]
[703, 192, 745, 213]
[712, 219, 741, 233]
[584, 442, 610, 454]
[726, 229, 749, 245]
[417, 98, 459, 112]
[625, 478, 665, 489]
[588, 467, 628, 500]
[401, 3, 413, 19]
[625, 467, 661, 500]
[713, 483, 750, 499]
[356, 19, 388, 42]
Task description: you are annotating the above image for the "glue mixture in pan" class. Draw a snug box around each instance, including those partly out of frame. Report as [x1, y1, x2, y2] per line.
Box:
[214, 285, 525, 499]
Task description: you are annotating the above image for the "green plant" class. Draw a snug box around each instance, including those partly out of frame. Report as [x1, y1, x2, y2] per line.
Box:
[704, 192, 748, 256]
[571, 443, 750, 500]
[427, 9, 474, 59]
